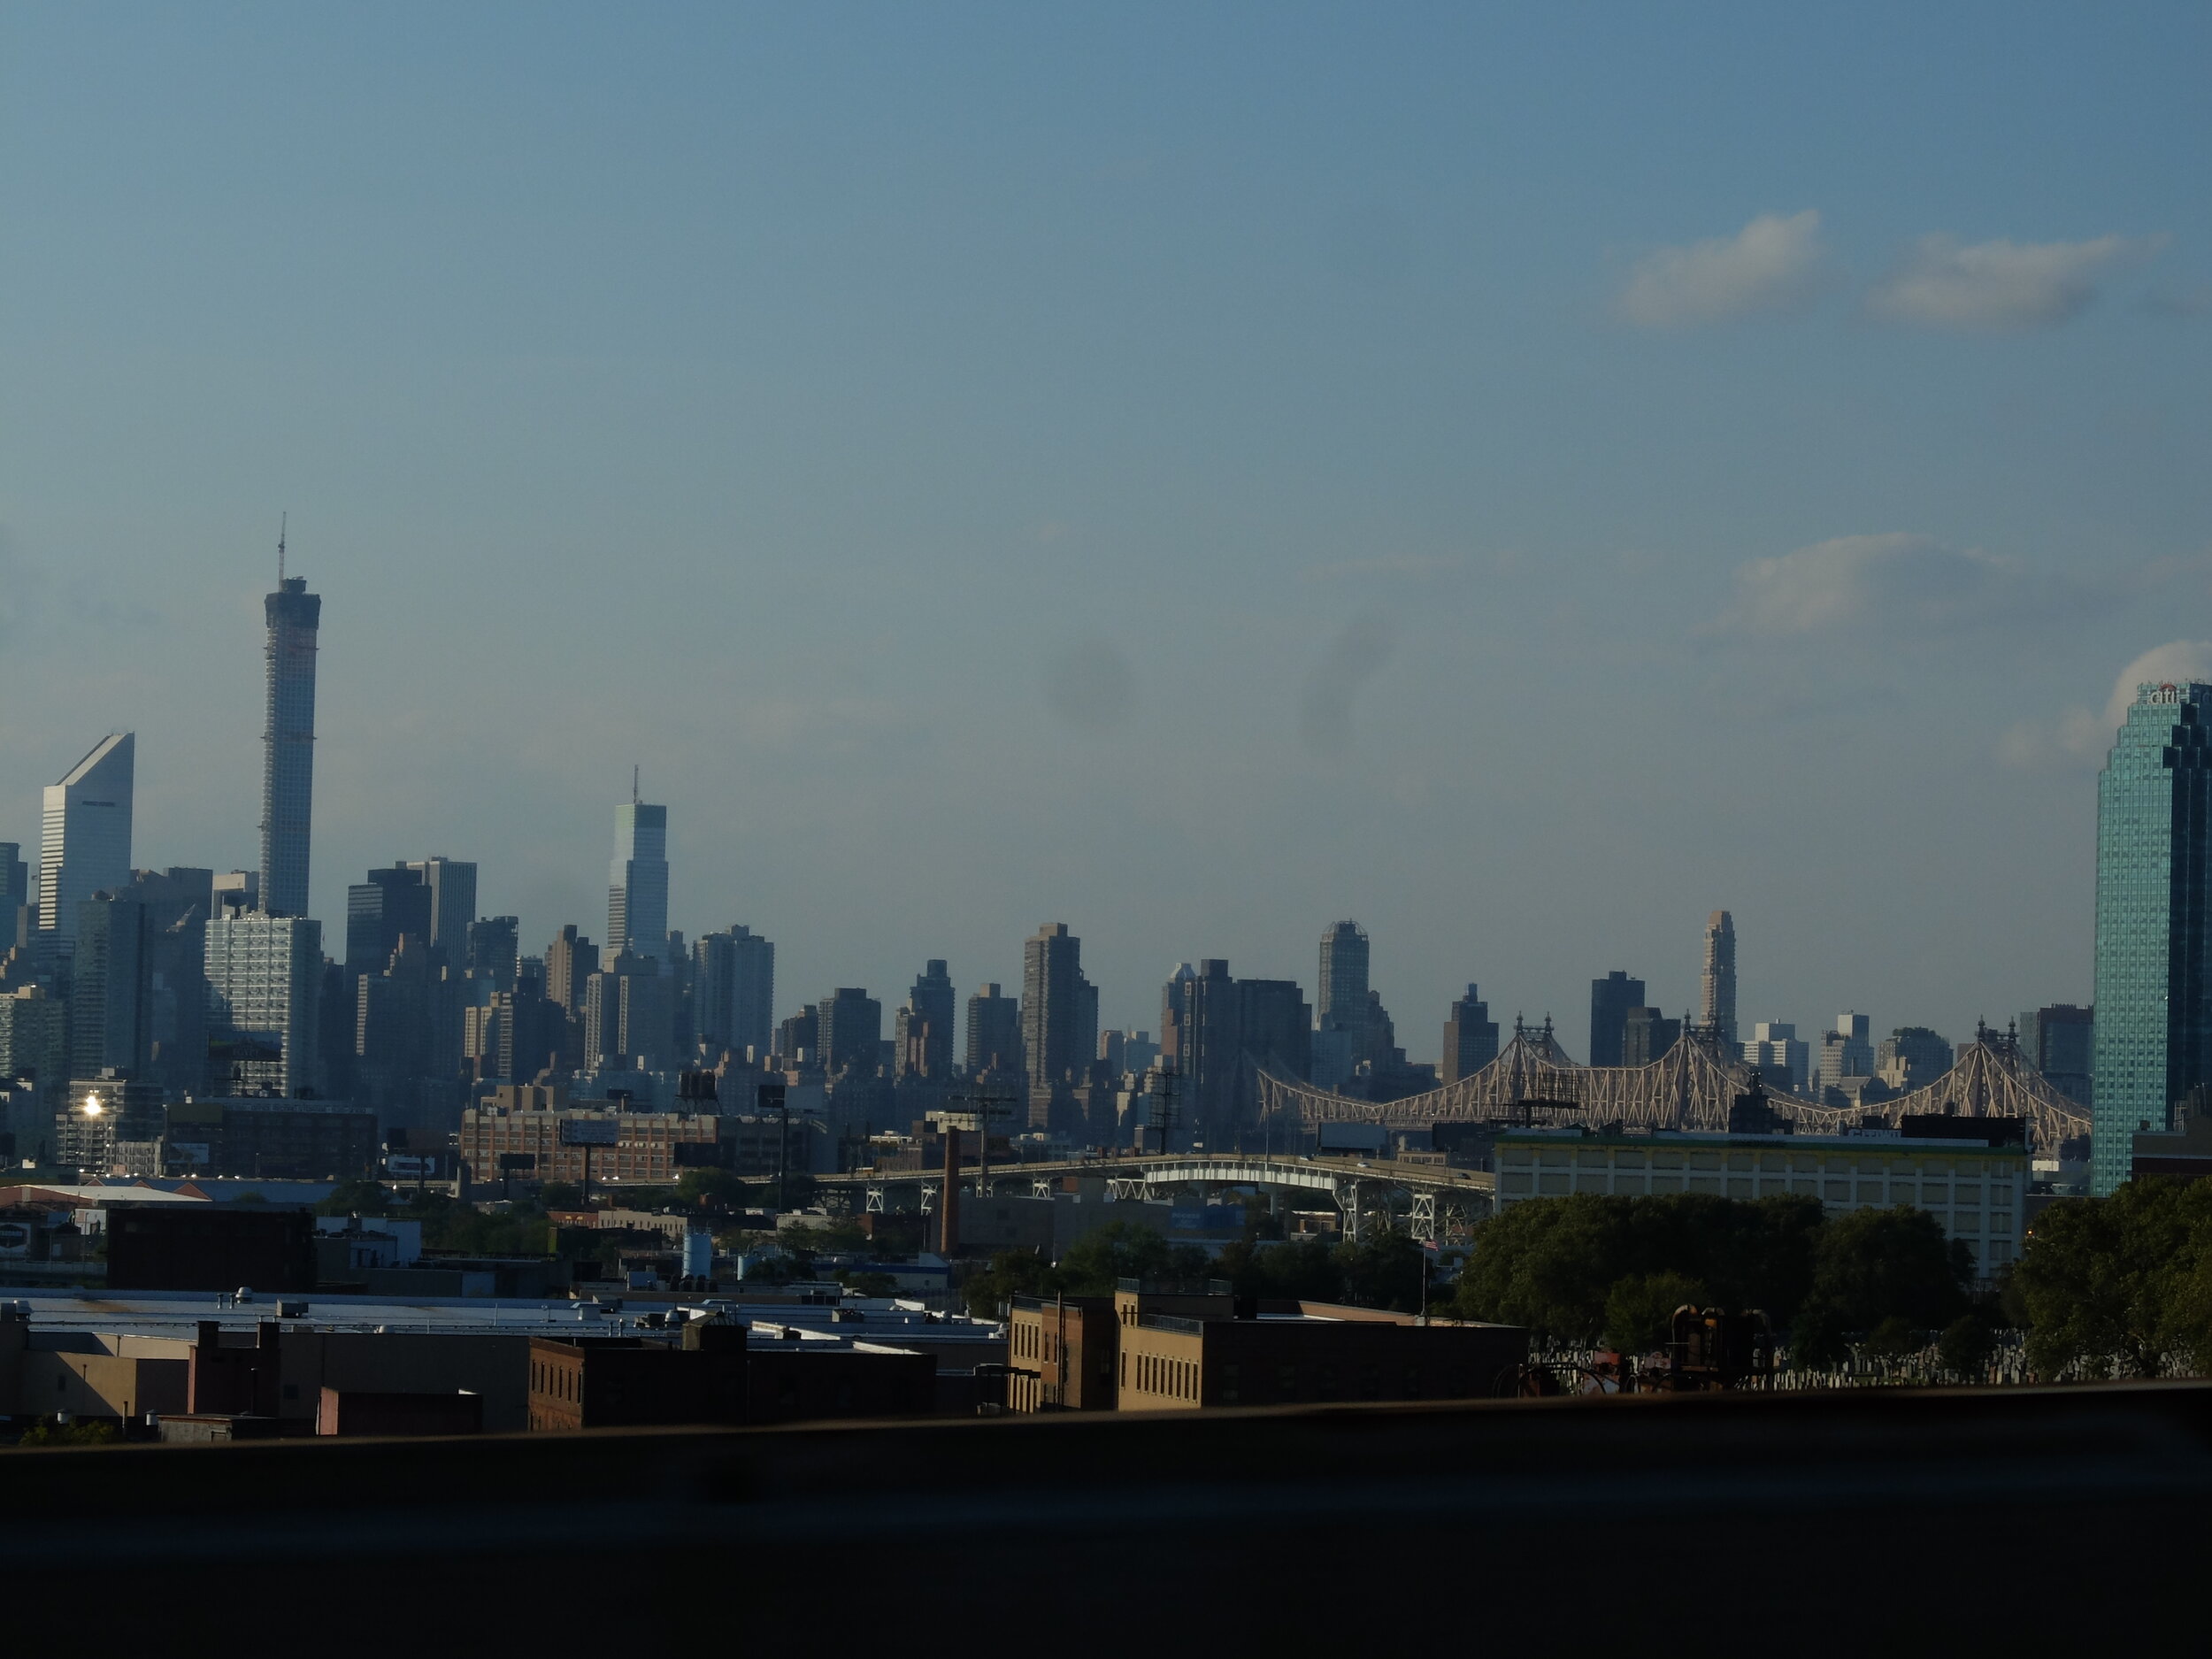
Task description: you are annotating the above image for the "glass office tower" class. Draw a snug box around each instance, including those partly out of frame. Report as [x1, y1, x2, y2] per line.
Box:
[607, 801, 670, 968]
[2092, 680, 2212, 1194]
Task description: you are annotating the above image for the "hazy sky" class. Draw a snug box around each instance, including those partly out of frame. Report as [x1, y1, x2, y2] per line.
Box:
[4, 4, 2208, 1060]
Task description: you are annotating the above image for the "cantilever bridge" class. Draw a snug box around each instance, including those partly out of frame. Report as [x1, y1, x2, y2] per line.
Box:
[1256, 1021, 2090, 1154]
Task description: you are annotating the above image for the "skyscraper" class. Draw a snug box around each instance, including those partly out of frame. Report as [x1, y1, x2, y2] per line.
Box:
[0, 842, 27, 916]
[403, 857, 478, 964]
[204, 912, 324, 1098]
[693, 926, 774, 1060]
[896, 958, 956, 1079]
[1588, 970, 1645, 1067]
[818, 987, 884, 1077]
[1441, 985, 1500, 1083]
[466, 916, 519, 990]
[2093, 680, 2212, 1194]
[608, 798, 670, 968]
[1021, 923, 1095, 1090]
[1317, 920, 1370, 1032]
[1701, 910, 1737, 1045]
[1819, 1012, 1876, 1089]
[2019, 1003, 2093, 1108]
[345, 865, 431, 977]
[39, 733, 134, 941]
[258, 564, 321, 919]
[964, 983, 1023, 1075]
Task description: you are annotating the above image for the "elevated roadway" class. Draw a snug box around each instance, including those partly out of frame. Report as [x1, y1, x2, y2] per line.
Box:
[823, 1151, 1494, 1242]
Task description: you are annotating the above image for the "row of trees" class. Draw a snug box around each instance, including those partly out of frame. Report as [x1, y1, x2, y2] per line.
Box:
[961, 1220, 1433, 1317]
[1446, 1192, 1985, 1366]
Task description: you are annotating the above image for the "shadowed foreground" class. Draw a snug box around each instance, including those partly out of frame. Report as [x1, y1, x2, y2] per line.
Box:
[4, 1383, 2199, 1644]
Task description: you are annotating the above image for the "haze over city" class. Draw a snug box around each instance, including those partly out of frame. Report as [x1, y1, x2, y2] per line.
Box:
[4, 3, 2208, 1048]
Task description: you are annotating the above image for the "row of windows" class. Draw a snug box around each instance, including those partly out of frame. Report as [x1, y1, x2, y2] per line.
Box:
[1499, 1148, 2018, 1177]
[531, 1359, 581, 1402]
[1124, 1350, 1198, 1402]
[1010, 1322, 1059, 1363]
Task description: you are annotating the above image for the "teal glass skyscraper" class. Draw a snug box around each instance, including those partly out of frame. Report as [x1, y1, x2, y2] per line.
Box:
[2092, 680, 2212, 1194]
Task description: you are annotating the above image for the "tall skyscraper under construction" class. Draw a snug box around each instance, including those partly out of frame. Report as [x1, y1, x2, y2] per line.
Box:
[259, 534, 321, 919]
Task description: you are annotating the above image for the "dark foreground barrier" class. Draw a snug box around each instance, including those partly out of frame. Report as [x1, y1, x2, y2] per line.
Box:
[2, 1381, 2201, 1645]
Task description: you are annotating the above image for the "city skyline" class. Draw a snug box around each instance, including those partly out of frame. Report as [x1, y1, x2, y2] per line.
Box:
[5, 6, 2208, 1047]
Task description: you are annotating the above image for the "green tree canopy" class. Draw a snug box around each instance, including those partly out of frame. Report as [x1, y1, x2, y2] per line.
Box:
[2013, 1179, 2212, 1378]
[1450, 1193, 1827, 1342]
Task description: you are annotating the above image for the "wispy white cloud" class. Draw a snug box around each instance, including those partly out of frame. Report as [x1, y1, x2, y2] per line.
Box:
[1865, 233, 2167, 331]
[1616, 211, 1824, 328]
[1996, 641, 2212, 771]
[1716, 533, 2052, 638]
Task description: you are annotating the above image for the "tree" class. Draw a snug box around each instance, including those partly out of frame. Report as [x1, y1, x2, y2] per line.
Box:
[313, 1179, 390, 1217]
[1937, 1311, 1997, 1381]
[675, 1167, 749, 1214]
[1215, 1237, 1343, 1303]
[1602, 1271, 1708, 1352]
[1805, 1206, 1968, 1333]
[2013, 1179, 2212, 1378]
[962, 1248, 1051, 1316]
[1054, 1222, 1210, 1295]
[1337, 1230, 1425, 1313]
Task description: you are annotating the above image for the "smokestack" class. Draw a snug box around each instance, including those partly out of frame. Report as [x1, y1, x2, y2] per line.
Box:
[940, 1121, 962, 1256]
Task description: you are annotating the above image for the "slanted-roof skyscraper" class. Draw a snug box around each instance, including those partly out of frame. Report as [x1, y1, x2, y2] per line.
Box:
[40, 733, 134, 942]
[608, 794, 670, 969]
[259, 543, 321, 919]
[2093, 680, 2212, 1194]
[1701, 910, 1737, 1046]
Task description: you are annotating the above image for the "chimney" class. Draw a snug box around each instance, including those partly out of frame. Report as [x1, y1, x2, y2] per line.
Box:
[940, 1122, 962, 1256]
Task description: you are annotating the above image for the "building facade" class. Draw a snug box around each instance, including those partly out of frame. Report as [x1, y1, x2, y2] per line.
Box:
[1441, 985, 1500, 1084]
[258, 574, 320, 919]
[1493, 1125, 2029, 1275]
[964, 983, 1022, 1075]
[2093, 682, 2212, 1192]
[1020, 924, 1096, 1091]
[403, 858, 478, 965]
[1701, 910, 1737, 1046]
[607, 800, 671, 969]
[1588, 971, 1645, 1068]
[2019, 1003, 2093, 1110]
[39, 733, 134, 942]
[694, 925, 775, 1060]
[204, 913, 324, 1098]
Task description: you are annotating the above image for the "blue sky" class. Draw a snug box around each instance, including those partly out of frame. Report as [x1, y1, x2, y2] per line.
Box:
[3, 3, 2208, 1055]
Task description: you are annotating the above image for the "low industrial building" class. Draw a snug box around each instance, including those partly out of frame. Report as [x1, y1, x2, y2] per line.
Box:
[0, 1289, 1006, 1435]
[1008, 1283, 1528, 1413]
[1493, 1120, 2030, 1273]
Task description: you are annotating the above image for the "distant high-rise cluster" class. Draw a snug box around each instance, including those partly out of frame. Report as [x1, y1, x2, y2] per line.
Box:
[0, 521, 2147, 1194]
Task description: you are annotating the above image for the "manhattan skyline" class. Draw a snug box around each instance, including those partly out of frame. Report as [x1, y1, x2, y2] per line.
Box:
[4, 4, 2208, 1046]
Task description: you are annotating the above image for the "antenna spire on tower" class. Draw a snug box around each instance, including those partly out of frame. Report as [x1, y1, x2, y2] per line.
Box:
[633, 764, 641, 805]
[278, 512, 288, 585]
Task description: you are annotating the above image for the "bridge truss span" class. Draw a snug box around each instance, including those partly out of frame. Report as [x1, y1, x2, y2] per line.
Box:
[1256, 1027, 2090, 1154]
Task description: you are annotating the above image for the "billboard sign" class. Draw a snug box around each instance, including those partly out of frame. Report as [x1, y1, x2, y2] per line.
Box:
[559, 1118, 620, 1148]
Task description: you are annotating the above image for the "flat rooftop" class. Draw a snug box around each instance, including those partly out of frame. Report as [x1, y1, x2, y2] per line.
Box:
[0, 1287, 1005, 1348]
